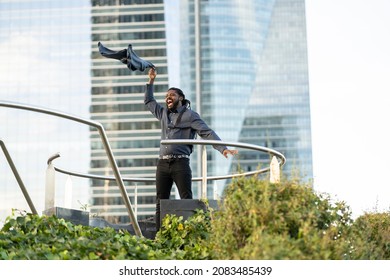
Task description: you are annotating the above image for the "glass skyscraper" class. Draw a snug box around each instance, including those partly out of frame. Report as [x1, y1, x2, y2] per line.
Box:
[179, 0, 313, 195]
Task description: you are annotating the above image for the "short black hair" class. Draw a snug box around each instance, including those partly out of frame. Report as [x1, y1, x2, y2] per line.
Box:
[168, 87, 185, 98]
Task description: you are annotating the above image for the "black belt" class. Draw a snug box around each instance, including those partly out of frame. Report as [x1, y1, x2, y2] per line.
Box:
[159, 154, 190, 160]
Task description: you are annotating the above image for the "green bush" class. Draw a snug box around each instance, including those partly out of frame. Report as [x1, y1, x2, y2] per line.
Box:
[209, 177, 354, 259]
[153, 209, 212, 260]
[1, 178, 389, 260]
[0, 209, 212, 260]
[0, 210, 163, 260]
[350, 211, 390, 259]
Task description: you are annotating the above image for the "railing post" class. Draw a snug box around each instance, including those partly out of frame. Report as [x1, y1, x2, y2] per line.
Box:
[45, 153, 60, 210]
[134, 183, 138, 218]
[98, 127, 142, 237]
[270, 156, 280, 183]
[201, 144, 207, 199]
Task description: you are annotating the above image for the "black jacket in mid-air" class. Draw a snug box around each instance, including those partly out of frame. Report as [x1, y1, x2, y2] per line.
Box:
[98, 42, 155, 71]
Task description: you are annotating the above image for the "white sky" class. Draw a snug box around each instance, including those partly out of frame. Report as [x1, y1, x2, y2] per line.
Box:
[306, 0, 390, 217]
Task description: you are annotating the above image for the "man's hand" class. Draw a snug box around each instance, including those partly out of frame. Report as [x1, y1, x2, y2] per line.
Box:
[223, 149, 238, 158]
[148, 68, 157, 84]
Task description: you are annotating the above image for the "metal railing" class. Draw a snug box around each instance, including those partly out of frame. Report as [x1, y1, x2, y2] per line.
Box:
[51, 140, 285, 190]
[50, 139, 285, 219]
[50, 138, 286, 217]
[0, 101, 142, 237]
[1, 100, 286, 238]
[162, 139, 286, 198]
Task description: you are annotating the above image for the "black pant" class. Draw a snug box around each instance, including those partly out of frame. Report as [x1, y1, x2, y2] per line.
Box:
[155, 158, 192, 230]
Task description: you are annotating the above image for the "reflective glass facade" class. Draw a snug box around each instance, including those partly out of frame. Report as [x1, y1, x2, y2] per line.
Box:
[180, 0, 313, 194]
[0, 1, 91, 223]
[90, 0, 169, 223]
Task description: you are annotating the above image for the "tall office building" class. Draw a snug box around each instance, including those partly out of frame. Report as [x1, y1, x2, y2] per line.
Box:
[0, 1, 91, 224]
[89, 0, 170, 223]
[179, 0, 313, 194]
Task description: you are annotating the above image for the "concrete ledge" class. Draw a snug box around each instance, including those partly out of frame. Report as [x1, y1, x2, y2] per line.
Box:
[42, 207, 89, 226]
[42, 200, 219, 239]
[89, 217, 157, 239]
[160, 199, 218, 225]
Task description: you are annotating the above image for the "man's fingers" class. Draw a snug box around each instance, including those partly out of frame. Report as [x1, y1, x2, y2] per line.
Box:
[224, 149, 238, 158]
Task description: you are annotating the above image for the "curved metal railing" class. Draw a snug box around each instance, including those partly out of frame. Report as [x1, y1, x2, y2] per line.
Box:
[51, 139, 286, 199]
[1, 100, 287, 237]
[0, 100, 142, 237]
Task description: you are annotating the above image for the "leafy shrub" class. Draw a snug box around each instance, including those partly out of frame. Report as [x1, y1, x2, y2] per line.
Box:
[154, 209, 212, 260]
[0, 209, 212, 260]
[350, 211, 390, 259]
[0, 210, 163, 260]
[1, 178, 389, 260]
[209, 177, 354, 259]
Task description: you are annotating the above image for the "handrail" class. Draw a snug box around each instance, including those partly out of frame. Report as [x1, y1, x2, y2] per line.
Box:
[161, 139, 286, 166]
[0, 139, 38, 215]
[51, 139, 286, 198]
[0, 101, 142, 237]
[53, 163, 271, 182]
[162, 139, 285, 197]
[47, 153, 60, 165]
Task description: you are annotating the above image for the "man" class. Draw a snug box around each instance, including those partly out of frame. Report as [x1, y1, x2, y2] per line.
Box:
[145, 68, 238, 229]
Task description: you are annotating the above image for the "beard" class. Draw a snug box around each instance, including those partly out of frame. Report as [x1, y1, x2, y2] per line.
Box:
[166, 98, 180, 110]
